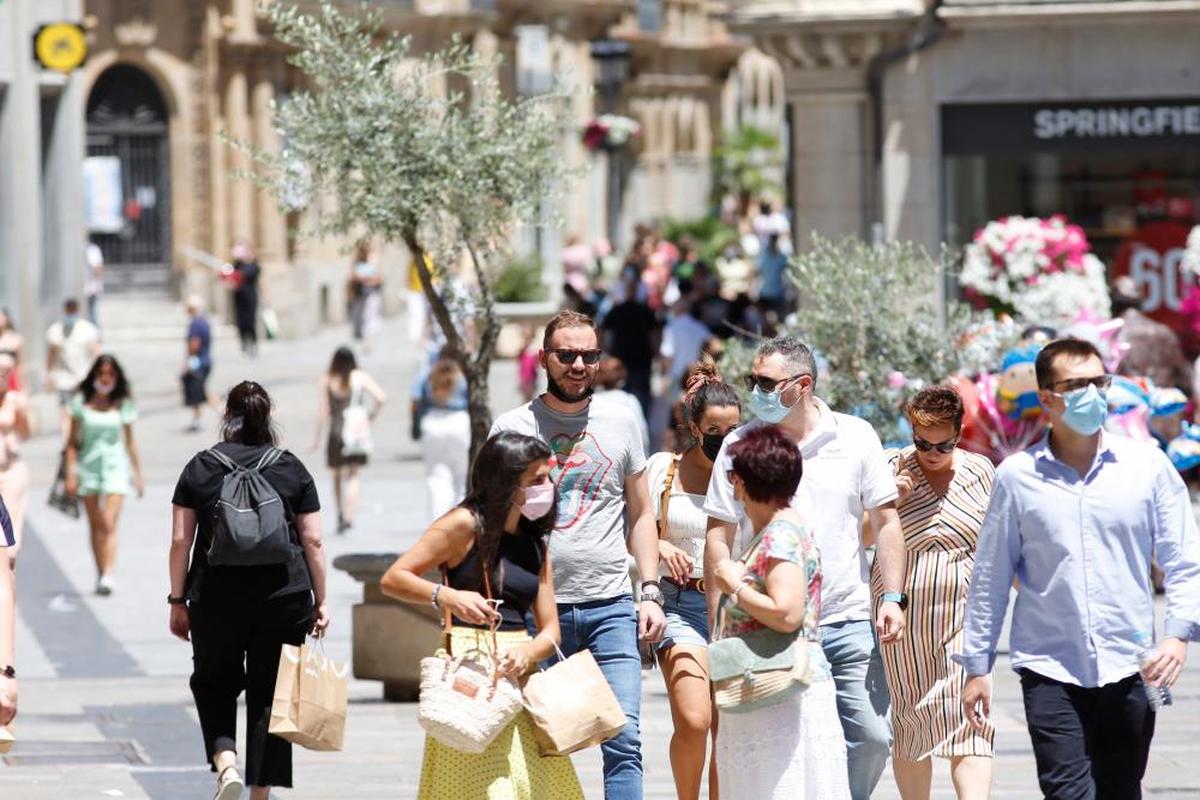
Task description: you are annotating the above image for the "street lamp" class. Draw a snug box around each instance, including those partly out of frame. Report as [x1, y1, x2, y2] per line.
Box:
[590, 39, 632, 249]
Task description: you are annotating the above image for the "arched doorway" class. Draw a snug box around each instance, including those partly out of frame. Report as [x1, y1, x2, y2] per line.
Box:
[85, 65, 172, 293]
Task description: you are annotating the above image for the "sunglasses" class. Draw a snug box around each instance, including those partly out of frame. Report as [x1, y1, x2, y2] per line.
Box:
[743, 372, 808, 393]
[913, 436, 957, 454]
[1049, 374, 1112, 394]
[548, 348, 602, 367]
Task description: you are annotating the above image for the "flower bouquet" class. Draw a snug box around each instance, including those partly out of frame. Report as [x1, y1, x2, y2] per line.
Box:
[960, 215, 1110, 326]
[581, 115, 641, 151]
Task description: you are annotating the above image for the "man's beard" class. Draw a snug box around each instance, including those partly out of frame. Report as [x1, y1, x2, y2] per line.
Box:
[546, 373, 595, 404]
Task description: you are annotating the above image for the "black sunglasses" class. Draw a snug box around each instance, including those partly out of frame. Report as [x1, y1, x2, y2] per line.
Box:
[743, 372, 808, 393]
[548, 348, 602, 367]
[1049, 374, 1112, 394]
[913, 436, 957, 454]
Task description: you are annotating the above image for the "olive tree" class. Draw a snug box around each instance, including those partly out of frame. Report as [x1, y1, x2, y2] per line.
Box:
[242, 1, 574, 460]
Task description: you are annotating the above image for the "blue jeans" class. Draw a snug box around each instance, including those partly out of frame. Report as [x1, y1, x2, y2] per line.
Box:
[557, 596, 642, 800]
[820, 619, 892, 800]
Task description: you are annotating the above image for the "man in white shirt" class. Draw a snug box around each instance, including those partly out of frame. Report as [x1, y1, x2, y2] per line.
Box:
[703, 335, 907, 800]
[44, 298, 101, 437]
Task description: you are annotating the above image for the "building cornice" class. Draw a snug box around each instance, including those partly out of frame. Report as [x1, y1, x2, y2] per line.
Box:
[939, 0, 1200, 27]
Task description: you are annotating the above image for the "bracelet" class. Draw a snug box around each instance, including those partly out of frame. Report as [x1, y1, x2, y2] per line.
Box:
[431, 584, 443, 610]
[167, 594, 187, 606]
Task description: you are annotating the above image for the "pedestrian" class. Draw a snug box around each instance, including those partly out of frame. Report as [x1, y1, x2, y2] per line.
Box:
[416, 356, 470, 520]
[518, 323, 539, 403]
[756, 233, 790, 321]
[311, 347, 386, 533]
[601, 268, 660, 422]
[0, 492, 15, 729]
[703, 335, 906, 800]
[490, 310, 667, 799]
[0, 309, 26, 391]
[183, 295, 214, 434]
[347, 240, 383, 350]
[229, 241, 261, 357]
[44, 298, 101, 439]
[85, 241, 104, 326]
[64, 354, 144, 596]
[169, 380, 330, 800]
[875, 386, 995, 799]
[958, 338, 1200, 800]
[0, 353, 31, 563]
[595, 356, 650, 460]
[711, 424, 850, 799]
[659, 283, 712, 394]
[380, 431, 584, 800]
[644, 360, 739, 800]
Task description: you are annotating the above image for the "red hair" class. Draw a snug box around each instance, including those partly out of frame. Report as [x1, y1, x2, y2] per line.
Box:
[728, 425, 802, 505]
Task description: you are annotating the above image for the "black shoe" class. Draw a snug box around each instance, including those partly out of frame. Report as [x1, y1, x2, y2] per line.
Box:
[337, 516, 352, 534]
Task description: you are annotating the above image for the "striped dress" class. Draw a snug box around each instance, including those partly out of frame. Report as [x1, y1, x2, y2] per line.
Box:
[871, 446, 996, 761]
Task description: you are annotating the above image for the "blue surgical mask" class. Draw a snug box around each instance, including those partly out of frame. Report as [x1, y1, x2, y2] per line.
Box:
[749, 385, 794, 424]
[1060, 384, 1108, 435]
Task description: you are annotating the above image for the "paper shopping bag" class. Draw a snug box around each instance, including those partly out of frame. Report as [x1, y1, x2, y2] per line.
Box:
[268, 642, 349, 751]
[0, 726, 13, 755]
[521, 649, 626, 756]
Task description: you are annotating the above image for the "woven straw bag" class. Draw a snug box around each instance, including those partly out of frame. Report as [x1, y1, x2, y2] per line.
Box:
[417, 564, 523, 753]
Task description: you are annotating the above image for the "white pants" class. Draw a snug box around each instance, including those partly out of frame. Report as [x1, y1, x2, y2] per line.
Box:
[420, 408, 470, 520]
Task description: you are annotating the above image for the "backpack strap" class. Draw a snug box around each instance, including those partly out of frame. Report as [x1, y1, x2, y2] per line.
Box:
[206, 447, 240, 472]
[657, 454, 680, 539]
[255, 447, 285, 471]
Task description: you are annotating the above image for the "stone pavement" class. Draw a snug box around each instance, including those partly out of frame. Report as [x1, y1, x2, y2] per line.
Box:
[1, 299, 1198, 799]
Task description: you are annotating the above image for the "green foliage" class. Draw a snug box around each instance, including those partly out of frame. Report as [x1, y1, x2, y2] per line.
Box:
[661, 216, 740, 264]
[714, 124, 784, 201]
[493, 254, 547, 303]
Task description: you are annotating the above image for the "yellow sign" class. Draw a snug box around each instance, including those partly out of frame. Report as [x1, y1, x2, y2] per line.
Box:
[34, 23, 88, 74]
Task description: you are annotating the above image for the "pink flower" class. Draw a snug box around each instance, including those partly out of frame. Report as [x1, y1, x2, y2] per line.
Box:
[887, 371, 907, 389]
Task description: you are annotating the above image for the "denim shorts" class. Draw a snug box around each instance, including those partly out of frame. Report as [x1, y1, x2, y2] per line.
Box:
[656, 580, 709, 650]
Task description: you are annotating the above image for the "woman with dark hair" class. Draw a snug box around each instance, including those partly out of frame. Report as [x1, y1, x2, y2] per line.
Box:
[873, 386, 995, 800]
[311, 346, 386, 533]
[712, 424, 849, 799]
[381, 431, 583, 799]
[169, 380, 329, 800]
[64, 354, 143, 595]
[644, 357, 738, 799]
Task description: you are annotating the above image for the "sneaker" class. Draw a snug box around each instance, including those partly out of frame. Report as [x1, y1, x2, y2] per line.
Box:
[95, 575, 114, 596]
[214, 765, 244, 800]
[185, 420, 202, 434]
[337, 515, 352, 534]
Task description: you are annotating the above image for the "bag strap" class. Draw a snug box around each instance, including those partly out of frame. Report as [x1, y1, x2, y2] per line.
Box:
[255, 447, 284, 471]
[206, 447, 240, 472]
[713, 523, 777, 641]
[439, 563, 454, 657]
[657, 454, 680, 540]
[439, 556, 502, 684]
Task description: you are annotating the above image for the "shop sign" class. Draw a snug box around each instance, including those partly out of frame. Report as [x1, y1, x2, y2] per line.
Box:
[33, 22, 88, 74]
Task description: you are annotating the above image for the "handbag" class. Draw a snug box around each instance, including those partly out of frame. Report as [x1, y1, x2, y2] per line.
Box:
[708, 526, 810, 713]
[417, 564, 523, 754]
[339, 377, 373, 457]
[268, 639, 349, 751]
[521, 639, 627, 756]
[47, 450, 80, 519]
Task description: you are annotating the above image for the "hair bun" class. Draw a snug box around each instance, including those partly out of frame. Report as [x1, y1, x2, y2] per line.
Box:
[683, 357, 722, 400]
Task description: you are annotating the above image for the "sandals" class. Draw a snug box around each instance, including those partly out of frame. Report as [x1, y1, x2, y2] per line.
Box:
[214, 765, 244, 800]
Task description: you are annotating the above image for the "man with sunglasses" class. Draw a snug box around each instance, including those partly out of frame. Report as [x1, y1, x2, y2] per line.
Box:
[958, 338, 1200, 799]
[491, 310, 666, 800]
[702, 336, 907, 800]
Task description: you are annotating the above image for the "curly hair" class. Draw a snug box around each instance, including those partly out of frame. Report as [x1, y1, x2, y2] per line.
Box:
[906, 385, 964, 431]
[679, 357, 739, 447]
[727, 425, 802, 505]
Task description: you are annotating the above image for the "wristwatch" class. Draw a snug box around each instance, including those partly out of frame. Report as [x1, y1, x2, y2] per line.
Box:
[640, 581, 663, 606]
[167, 594, 187, 606]
[0, 665, 15, 680]
[881, 591, 909, 611]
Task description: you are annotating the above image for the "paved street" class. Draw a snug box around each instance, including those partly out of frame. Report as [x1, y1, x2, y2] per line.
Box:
[1, 299, 1197, 799]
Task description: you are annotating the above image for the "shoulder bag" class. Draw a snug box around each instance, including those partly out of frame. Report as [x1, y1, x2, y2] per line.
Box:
[339, 375, 373, 457]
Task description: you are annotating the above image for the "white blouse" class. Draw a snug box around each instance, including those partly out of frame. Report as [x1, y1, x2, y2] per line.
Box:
[645, 451, 708, 580]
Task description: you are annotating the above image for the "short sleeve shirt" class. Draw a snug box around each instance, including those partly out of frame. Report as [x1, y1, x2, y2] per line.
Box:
[172, 442, 320, 603]
[187, 316, 212, 370]
[490, 395, 646, 603]
[703, 400, 898, 626]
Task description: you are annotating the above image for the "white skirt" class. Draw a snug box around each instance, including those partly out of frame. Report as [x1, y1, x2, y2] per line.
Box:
[716, 677, 851, 800]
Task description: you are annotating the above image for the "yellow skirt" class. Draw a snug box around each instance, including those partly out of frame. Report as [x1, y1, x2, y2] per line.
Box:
[417, 627, 585, 800]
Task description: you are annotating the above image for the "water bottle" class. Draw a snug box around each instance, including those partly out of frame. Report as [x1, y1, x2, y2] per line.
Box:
[1134, 631, 1173, 710]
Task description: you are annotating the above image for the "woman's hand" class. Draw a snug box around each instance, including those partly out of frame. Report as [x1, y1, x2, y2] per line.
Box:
[311, 602, 331, 637]
[64, 472, 78, 497]
[713, 559, 747, 595]
[894, 466, 915, 501]
[133, 473, 145, 499]
[658, 540, 694, 584]
[497, 642, 536, 679]
[442, 588, 498, 626]
[169, 605, 190, 642]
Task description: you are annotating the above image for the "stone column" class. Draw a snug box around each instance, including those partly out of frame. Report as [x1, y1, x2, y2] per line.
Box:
[224, 65, 254, 246]
[253, 60, 287, 265]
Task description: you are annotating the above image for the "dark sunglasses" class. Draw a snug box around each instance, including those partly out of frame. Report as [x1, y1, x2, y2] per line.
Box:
[743, 372, 808, 393]
[1049, 374, 1112, 394]
[913, 436, 957, 454]
[548, 348, 602, 367]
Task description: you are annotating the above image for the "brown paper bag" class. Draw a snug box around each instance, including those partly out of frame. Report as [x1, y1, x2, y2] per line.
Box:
[521, 649, 626, 756]
[0, 726, 13, 755]
[268, 642, 349, 752]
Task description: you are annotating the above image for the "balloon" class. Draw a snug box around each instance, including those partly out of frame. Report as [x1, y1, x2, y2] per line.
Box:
[1167, 422, 1200, 471]
[997, 345, 1043, 420]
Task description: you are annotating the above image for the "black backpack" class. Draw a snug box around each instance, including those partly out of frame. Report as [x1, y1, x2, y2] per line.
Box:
[205, 447, 295, 566]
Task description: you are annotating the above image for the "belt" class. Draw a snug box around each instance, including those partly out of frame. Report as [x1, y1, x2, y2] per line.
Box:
[669, 577, 705, 593]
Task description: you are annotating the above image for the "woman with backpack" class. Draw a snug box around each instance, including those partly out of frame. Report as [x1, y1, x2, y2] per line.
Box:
[311, 346, 386, 533]
[169, 381, 329, 800]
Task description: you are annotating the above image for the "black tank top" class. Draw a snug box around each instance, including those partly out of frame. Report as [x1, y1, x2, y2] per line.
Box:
[447, 526, 545, 631]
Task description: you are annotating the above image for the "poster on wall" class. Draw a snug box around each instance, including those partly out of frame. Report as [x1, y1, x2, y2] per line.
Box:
[83, 156, 124, 233]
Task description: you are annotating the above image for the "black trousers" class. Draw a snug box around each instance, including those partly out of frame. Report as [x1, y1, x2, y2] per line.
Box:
[1019, 669, 1156, 800]
[189, 591, 313, 788]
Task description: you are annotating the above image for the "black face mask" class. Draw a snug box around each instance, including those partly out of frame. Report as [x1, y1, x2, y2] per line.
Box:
[700, 432, 726, 463]
[546, 374, 595, 404]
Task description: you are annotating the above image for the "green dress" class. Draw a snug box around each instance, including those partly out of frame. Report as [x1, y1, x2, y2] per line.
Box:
[70, 394, 137, 496]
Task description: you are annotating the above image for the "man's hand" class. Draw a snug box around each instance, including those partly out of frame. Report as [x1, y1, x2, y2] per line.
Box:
[876, 601, 905, 644]
[1142, 637, 1187, 689]
[962, 674, 991, 733]
[169, 605, 190, 641]
[0, 675, 17, 727]
[638, 600, 666, 644]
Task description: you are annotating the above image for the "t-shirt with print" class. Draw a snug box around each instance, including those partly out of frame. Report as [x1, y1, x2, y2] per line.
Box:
[172, 442, 319, 603]
[490, 394, 646, 603]
[703, 399, 898, 626]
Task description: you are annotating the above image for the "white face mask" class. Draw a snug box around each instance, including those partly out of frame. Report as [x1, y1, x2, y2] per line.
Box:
[93, 379, 117, 396]
[519, 482, 555, 521]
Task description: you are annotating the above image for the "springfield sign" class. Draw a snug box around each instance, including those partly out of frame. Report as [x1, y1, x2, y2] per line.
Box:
[942, 98, 1200, 154]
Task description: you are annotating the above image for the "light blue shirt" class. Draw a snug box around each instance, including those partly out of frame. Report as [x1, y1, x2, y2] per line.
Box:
[955, 432, 1200, 687]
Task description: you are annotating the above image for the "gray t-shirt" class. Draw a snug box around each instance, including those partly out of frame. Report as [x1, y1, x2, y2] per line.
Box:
[490, 395, 646, 603]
